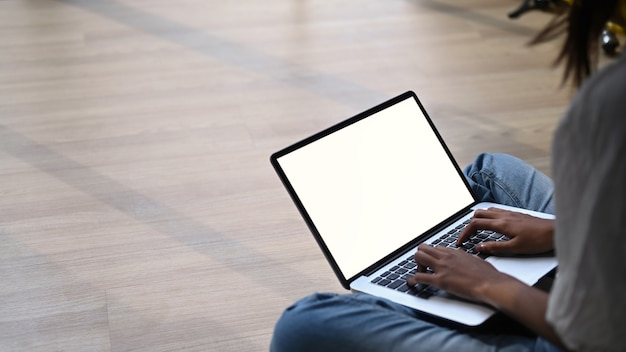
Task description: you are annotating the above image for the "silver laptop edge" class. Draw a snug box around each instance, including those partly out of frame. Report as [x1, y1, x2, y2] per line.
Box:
[271, 91, 557, 326]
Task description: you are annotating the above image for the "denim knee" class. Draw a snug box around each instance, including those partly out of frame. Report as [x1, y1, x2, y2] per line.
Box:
[465, 152, 520, 179]
[463, 153, 554, 213]
[464, 152, 503, 203]
[270, 293, 336, 352]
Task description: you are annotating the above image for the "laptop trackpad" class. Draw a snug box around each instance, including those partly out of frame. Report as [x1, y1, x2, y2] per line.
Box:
[487, 256, 557, 286]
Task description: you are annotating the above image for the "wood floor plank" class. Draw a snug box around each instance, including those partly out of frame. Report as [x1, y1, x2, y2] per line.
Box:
[0, 0, 583, 350]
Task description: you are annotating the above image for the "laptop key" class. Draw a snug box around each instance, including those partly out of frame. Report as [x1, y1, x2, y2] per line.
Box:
[476, 233, 489, 240]
[377, 279, 391, 286]
[396, 283, 411, 293]
[418, 291, 434, 299]
[388, 279, 405, 290]
[425, 286, 440, 295]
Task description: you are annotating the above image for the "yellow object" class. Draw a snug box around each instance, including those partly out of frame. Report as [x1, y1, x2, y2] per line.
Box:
[561, 0, 626, 36]
[607, 0, 626, 35]
[606, 21, 625, 36]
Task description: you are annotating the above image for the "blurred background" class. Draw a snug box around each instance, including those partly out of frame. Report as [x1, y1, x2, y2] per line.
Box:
[0, 0, 575, 350]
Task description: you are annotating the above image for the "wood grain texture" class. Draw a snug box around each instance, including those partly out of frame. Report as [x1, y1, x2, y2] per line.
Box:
[0, 0, 580, 350]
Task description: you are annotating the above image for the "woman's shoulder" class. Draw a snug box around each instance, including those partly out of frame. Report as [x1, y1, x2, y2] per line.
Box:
[576, 54, 626, 112]
[562, 54, 626, 141]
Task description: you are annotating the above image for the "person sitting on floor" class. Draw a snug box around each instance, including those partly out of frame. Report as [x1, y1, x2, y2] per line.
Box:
[270, 1, 626, 351]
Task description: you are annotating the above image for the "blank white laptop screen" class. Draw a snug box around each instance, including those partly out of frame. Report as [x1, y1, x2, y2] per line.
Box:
[276, 96, 475, 279]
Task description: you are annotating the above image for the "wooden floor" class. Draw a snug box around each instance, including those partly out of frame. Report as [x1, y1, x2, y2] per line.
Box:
[0, 0, 574, 350]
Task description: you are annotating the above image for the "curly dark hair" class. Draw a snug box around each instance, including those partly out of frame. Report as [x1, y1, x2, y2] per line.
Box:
[532, 0, 621, 87]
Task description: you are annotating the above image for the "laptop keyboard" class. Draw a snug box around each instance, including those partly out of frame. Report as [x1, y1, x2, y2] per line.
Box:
[370, 219, 509, 299]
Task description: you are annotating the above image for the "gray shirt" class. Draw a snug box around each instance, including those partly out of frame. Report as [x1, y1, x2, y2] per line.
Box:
[548, 55, 626, 351]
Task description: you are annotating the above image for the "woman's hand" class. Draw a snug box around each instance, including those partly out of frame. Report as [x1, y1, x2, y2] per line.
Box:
[406, 244, 566, 349]
[457, 208, 555, 255]
[406, 244, 514, 303]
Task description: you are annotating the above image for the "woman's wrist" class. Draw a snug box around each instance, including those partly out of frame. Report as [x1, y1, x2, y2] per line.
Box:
[475, 272, 524, 309]
[476, 274, 563, 348]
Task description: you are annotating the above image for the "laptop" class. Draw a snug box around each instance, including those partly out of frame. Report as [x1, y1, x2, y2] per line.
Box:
[270, 91, 557, 326]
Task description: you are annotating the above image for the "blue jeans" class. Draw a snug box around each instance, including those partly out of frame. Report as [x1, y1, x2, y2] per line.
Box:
[465, 153, 554, 215]
[270, 153, 559, 352]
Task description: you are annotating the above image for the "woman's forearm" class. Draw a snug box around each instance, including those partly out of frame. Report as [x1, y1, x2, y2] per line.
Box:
[478, 276, 567, 349]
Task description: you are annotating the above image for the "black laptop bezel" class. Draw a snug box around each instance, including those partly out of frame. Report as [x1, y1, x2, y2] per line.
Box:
[270, 91, 479, 290]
